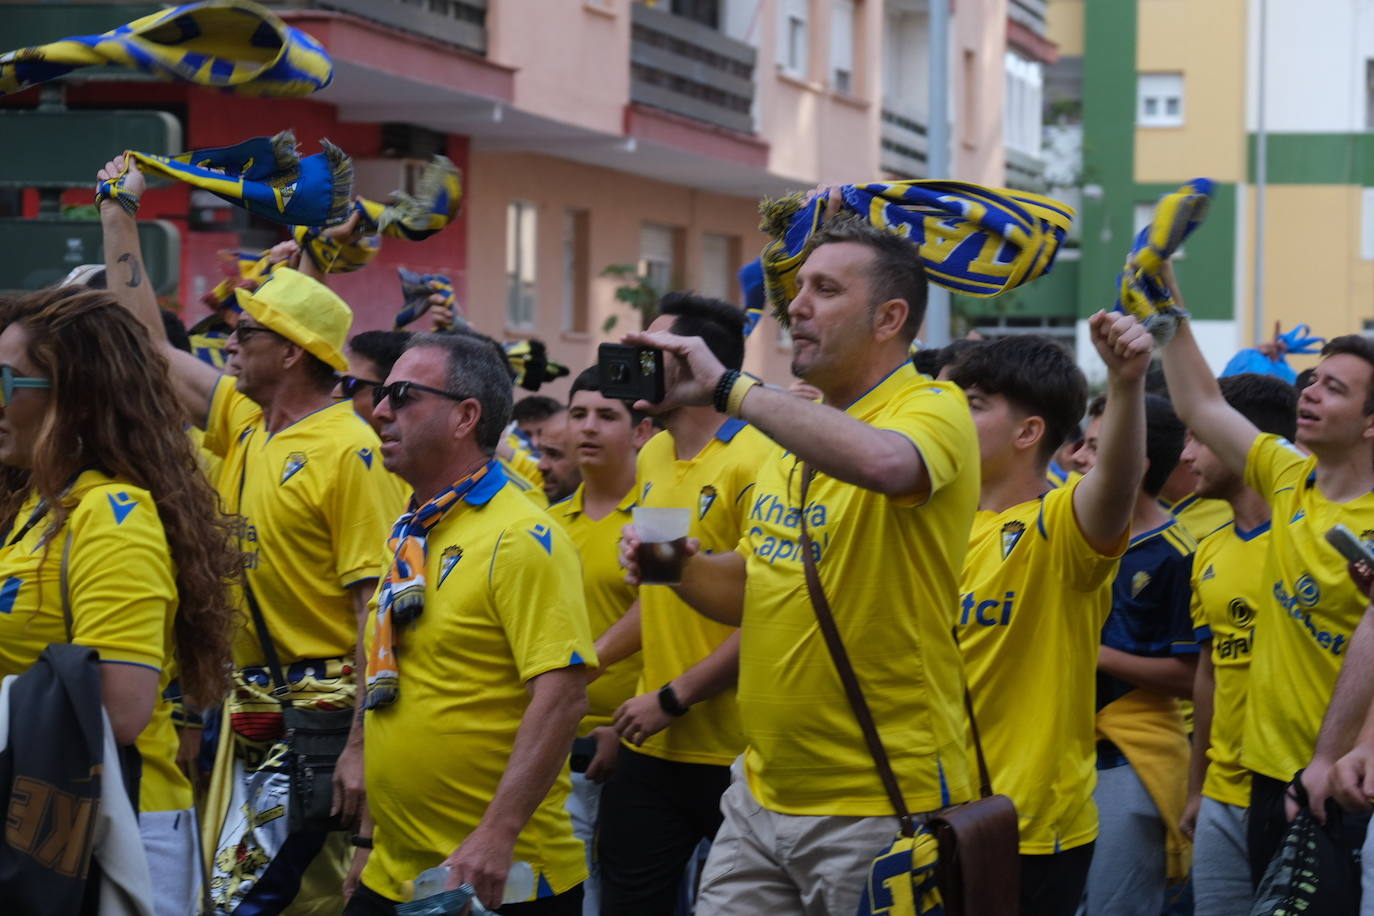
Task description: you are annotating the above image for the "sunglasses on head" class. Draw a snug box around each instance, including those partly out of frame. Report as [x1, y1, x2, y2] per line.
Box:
[0, 365, 51, 408]
[336, 374, 383, 399]
[372, 380, 467, 410]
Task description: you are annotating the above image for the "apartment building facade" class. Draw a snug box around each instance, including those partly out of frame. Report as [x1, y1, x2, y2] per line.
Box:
[1, 0, 1055, 385]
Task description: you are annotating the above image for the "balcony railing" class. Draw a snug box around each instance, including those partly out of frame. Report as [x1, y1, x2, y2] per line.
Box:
[265, 0, 488, 56]
[629, 2, 756, 135]
[1005, 147, 1046, 192]
[880, 106, 928, 178]
[1008, 0, 1048, 35]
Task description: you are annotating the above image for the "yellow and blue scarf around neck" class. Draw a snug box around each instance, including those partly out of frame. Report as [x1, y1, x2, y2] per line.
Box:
[0, 0, 332, 98]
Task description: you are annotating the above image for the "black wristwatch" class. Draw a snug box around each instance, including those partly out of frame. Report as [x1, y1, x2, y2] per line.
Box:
[350, 834, 374, 849]
[658, 683, 690, 717]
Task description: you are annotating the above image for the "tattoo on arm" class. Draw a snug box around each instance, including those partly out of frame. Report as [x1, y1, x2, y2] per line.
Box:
[117, 252, 142, 288]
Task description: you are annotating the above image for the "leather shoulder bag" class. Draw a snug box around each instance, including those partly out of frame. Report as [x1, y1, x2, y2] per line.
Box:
[797, 464, 1020, 916]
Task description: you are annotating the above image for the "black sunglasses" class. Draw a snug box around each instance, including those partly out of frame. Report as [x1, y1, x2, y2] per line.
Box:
[372, 380, 467, 410]
[336, 374, 383, 399]
[230, 323, 282, 343]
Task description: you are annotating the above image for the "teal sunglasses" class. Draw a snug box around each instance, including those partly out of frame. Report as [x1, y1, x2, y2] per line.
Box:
[0, 365, 51, 408]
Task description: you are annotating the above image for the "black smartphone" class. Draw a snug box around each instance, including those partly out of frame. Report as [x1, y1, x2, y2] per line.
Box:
[597, 343, 665, 403]
[1326, 524, 1374, 567]
[570, 735, 596, 773]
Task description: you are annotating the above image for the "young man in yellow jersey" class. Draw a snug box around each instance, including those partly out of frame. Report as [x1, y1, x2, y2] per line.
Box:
[548, 367, 653, 915]
[1076, 394, 1201, 915]
[337, 330, 411, 429]
[946, 326, 1149, 916]
[592, 293, 770, 914]
[620, 218, 981, 914]
[1145, 263, 1374, 883]
[537, 411, 582, 504]
[1177, 373, 1297, 916]
[97, 155, 408, 915]
[347, 333, 596, 915]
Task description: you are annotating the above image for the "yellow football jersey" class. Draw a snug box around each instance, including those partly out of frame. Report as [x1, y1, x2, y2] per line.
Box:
[0, 471, 188, 813]
[1242, 434, 1374, 781]
[959, 481, 1124, 853]
[1190, 520, 1267, 807]
[505, 433, 546, 491]
[550, 484, 642, 735]
[203, 378, 408, 667]
[500, 456, 548, 509]
[1161, 492, 1234, 543]
[634, 419, 772, 765]
[737, 364, 980, 816]
[362, 469, 596, 902]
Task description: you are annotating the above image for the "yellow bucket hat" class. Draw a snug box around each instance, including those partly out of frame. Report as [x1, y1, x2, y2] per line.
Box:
[234, 267, 351, 372]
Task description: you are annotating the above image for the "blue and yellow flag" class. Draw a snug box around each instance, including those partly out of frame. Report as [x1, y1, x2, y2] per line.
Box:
[354, 157, 463, 242]
[856, 829, 945, 916]
[750, 180, 1075, 324]
[110, 130, 354, 228]
[201, 247, 281, 314]
[396, 268, 468, 331]
[0, 0, 332, 98]
[1115, 178, 1213, 345]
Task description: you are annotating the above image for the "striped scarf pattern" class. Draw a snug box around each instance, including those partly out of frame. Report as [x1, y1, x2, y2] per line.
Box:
[504, 339, 570, 392]
[749, 180, 1075, 326]
[1115, 178, 1213, 345]
[354, 156, 463, 242]
[105, 130, 354, 228]
[856, 828, 945, 916]
[365, 463, 495, 710]
[0, 0, 332, 98]
[397, 268, 469, 330]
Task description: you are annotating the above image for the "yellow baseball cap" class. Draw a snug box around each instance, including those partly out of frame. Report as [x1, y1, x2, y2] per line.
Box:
[234, 267, 351, 372]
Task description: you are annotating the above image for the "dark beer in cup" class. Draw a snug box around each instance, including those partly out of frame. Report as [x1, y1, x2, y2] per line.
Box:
[637, 537, 688, 585]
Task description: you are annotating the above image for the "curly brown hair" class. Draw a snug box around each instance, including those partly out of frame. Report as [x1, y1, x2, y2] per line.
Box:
[0, 288, 240, 707]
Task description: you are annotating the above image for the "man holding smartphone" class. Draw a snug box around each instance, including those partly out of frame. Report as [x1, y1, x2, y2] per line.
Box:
[620, 218, 980, 914]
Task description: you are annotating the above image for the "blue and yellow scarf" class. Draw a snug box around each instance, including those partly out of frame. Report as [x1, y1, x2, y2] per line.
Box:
[366, 462, 496, 710]
[354, 157, 463, 242]
[0, 0, 332, 98]
[106, 130, 354, 228]
[748, 180, 1075, 324]
[1115, 178, 1213, 345]
[397, 268, 468, 331]
[504, 339, 569, 392]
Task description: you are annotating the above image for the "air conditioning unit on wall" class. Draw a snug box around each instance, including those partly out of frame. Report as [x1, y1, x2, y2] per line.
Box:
[351, 158, 433, 203]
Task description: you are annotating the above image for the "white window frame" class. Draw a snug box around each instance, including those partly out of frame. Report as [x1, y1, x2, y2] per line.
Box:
[830, 0, 855, 94]
[506, 200, 537, 329]
[776, 0, 809, 77]
[1137, 72, 1184, 127]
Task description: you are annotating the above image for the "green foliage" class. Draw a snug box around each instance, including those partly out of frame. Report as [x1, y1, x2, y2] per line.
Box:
[599, 263, 660, 330]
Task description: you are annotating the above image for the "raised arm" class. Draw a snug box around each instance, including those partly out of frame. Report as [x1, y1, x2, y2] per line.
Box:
[97, 155, 222, 427]
[1074, 310, 1151, 553]
[623, 330, 927, 497]
[1153, 264, 1260, 475]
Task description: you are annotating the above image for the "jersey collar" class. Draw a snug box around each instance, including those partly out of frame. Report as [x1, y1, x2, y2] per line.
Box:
[715, 417, 748, 443]
[844, 359, 916, 416]
[558, 483, 636, 519]
[1129, 517, 1178, 548]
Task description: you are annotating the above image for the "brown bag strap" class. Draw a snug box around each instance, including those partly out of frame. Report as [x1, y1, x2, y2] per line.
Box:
[796, 464, 995, 834]
[60, 530, 74, 642]
[797, 464, 917, 836]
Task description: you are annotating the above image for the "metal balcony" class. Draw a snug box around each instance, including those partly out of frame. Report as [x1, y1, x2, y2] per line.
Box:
[1008, 0, 1048, 36]
[266, 0, 488, 56]
[629, 2, 756, 135]
[880, 105, 928, 178]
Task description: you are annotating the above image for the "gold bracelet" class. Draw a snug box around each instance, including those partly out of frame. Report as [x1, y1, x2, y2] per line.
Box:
[726, 374, 759, 418]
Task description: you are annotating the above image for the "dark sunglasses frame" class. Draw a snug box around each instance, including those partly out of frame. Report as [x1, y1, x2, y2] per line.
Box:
[336, 374, 384, 399]
[372, 379, 468, 409]
[230, 323, 283, 343]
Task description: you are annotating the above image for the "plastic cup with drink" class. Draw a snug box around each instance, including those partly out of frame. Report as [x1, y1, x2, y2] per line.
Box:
[632, 507, 692, 585]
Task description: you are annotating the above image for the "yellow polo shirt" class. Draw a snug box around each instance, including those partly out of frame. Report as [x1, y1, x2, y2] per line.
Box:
[1243, 434, 1374, 781]
[0, 471, 187, 813]
[550, 484, 642, 735]
[363, 467, 596, 902]
[959, 481, 1124, 853]
[500, 456, 549, 510]
[634, 419, 772, 765]
[1190, 519, 1268, 807]
[737, 362, 980, 815]
[204, 378, 407, 667]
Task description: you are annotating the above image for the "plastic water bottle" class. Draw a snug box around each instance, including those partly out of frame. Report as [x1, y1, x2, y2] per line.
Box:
[503, 861, 536, 903]
[404, 862, 536, 912]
